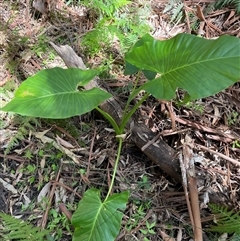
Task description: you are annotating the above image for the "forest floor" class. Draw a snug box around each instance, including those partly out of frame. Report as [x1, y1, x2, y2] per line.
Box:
[0, 0, 240, 240]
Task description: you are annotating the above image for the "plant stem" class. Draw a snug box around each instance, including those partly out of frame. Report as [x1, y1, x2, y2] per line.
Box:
[122, 72, 141, 118]
[104, 137, 123, 201]
[95, 107, 120, 134]
[119, 92, 149, 132]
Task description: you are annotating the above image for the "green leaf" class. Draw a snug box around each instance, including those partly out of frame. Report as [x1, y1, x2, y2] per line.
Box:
[125, 61, 157, 80]
[124, 33, 157, 78]
[207, 204, 240, 234]
[1, 68, 112, 118]
[0, 212, 50, 241]
[125, 34, 240, 100]
[71, 188, 129, 241]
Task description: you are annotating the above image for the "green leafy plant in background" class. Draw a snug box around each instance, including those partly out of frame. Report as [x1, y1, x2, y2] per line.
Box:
[140, 221, 156, 241]
[163, 0, 184, 23]
[80, 0, 151, 58]
[82, 0, 130, 18]
[215, 0, 240, 13]
[207, 204, 240, 236]
[3, 116, 40, 155]
[47, 208, 73, 240]
[227, 110, 239, 126]
[1, 33, 240, 240]
[183, 100, 205, 114]
[0, 212, 50, 241]
[126, 202, 146, 231]
[126, 198, 155, 240]
[232, 140, 240, 149]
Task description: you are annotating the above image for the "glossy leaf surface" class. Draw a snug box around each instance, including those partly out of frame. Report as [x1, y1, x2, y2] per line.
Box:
[72, 189, 129, 241]
[125, 34, 240, 100]
[1, 68, 112, 118]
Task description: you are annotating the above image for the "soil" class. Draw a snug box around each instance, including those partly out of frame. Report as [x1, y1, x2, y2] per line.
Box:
[0, 0, 240, 240]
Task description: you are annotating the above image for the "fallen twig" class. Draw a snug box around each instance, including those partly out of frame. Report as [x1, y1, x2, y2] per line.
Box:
[194, 143, 240, 166]
[181, 135, 203, 241]
[41, 163, 62, 229]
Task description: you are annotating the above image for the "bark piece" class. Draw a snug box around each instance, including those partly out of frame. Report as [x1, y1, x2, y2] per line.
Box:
[131, 123, 182, 183]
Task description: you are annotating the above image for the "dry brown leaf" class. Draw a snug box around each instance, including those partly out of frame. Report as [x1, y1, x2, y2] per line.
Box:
[56, 135, 75, 149]
[0, 177, 18, 194]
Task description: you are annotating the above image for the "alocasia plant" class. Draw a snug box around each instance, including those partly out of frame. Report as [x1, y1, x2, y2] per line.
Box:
[1, 33, 239, 241]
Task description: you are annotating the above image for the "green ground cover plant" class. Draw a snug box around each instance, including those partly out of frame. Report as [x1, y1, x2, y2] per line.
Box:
[215, 0, 240, 13]
[0, 212, 50, 241]
[79, 0, 152, 74]
[1, 33, 240, 240]
[207, 204, 240, 235]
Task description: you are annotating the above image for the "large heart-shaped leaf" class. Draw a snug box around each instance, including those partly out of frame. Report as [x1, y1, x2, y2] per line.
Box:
[71, 189, 129, 241]
[125, 34, 240, 100]
[1, 68, 112, 118]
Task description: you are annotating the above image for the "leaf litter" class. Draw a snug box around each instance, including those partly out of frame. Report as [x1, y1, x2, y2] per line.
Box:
[0, 0, 239, 240]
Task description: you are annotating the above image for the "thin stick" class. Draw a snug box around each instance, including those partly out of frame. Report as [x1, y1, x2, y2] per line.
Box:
[188, 160, 203, 241]
[0, 154, 25, 162]
[41, 163, 62, 229]
[86, 127, 97, 181]
[50, 180, 82, 198]
[182, 136, 203, 241]
[141, 128, 191, 151]
[179, 152, 195, 228]
[195, 143, 240, 166]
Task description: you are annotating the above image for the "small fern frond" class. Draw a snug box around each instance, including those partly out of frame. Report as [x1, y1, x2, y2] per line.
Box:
[207, 204, 240, 234]
[215, 0, 240, 13]
[163, 0, 184, 23]
[4, 116, 40, 155]
[0, 212, 50, 241]
[83, 0, 131, 17]
[121, 34, 138, 52]
[230, 233, 240, 241]
[170, 2, 184, 23]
